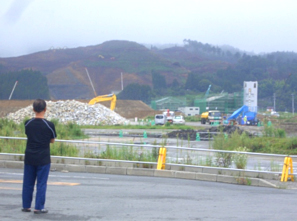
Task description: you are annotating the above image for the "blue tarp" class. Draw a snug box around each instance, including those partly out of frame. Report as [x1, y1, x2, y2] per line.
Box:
[245, 111, 257, 120]
[227, 105, 249, 121]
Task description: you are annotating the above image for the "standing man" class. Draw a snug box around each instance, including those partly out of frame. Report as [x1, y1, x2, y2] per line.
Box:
[243, 115, 247, 125]
[22, 99, 57, 214]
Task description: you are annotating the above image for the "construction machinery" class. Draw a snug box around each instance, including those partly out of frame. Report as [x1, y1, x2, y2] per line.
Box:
[201, 110, 222, 124]
[227, 105, 259, 126]
[89, 94, 117, 110]
[163, 109, 175, 123]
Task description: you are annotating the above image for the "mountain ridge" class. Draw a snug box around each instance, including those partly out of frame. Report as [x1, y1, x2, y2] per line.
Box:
[0, 40, 225, 99]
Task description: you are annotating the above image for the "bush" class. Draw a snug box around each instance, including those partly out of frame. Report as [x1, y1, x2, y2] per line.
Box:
[184, 115, 200, 122]
[215, 152, 232, 168]
[232, 147, 249, 169]
[212, 128, 297, 155]
[263, 124, 286, 138]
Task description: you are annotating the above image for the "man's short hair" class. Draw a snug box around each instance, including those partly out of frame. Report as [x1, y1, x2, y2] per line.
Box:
[33, 99, 46, 113]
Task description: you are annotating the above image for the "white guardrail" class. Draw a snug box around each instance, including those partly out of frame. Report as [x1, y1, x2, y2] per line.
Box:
[0, 136, 296, 175]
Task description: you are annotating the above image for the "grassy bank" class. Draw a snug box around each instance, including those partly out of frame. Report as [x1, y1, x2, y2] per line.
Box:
[213, 125, 297, 155]
[0, 118, 85, 156]
[2, 118, 296, 166]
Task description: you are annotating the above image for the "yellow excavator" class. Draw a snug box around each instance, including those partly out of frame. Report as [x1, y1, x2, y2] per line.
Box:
[88, 94, 117, 111]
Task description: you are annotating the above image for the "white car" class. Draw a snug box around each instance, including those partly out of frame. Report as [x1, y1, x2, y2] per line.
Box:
[155, 114, 167, 125]
[173, 115, 185, 124]
[271, 111, 280, 117]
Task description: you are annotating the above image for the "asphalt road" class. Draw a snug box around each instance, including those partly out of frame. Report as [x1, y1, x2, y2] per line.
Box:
[1, 168, 296, 221]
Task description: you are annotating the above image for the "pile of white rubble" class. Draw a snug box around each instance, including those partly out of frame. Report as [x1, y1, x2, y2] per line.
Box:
[6, 100, 127, 125]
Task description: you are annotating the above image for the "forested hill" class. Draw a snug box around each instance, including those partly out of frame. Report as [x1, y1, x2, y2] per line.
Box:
[0, 39, 297, 110]
[0, 40, 227, 100]
[0, 70, 49, 100]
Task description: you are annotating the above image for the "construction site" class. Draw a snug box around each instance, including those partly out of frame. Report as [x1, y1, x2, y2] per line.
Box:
[0, 99, 159, 120]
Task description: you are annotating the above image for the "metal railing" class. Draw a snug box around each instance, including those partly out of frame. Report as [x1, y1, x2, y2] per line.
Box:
[0, 136, 296, 175]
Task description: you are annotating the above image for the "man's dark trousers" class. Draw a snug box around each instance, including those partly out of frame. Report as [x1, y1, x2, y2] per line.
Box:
[22, 163, 50, 210]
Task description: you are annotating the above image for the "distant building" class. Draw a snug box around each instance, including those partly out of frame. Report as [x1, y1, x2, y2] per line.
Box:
[178, 107, 200, 116]
[243, 81, 258, 112]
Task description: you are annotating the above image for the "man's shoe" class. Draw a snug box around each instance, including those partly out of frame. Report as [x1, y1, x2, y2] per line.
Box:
[34, 209, 48, 214]
[22, 208, 31, 212]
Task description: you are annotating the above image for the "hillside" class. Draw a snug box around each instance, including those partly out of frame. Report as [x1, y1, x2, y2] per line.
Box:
[0, 40, 227, 100]
[154, 46, 229, 73]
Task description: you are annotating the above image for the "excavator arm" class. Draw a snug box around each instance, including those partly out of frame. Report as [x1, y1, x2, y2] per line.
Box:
[88, 94, 117, 110]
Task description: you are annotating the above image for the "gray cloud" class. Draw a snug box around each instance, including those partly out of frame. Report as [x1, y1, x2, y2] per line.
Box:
[4, 0, 34, 24]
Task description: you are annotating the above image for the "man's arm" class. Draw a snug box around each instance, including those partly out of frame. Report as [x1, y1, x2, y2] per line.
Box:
[50, 138, 55, 143]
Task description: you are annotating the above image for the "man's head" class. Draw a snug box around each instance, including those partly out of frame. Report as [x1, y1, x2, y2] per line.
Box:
[33, 99, 46, 113]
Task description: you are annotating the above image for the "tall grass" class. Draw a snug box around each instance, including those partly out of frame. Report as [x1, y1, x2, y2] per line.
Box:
[213, 126, 297, 155]
[84, 144, 158, 162]
[0, 118, 85, 155]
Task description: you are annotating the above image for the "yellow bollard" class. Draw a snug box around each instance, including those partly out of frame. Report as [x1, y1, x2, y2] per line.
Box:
[157, 147, 167, 170]
[281, 157, 294, 182]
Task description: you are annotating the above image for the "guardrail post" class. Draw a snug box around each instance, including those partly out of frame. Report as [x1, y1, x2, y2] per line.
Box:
[281, 157, 294, 182]
[157, 147, 166, 170]
[224, 133, 228, 140]
[196, 133, 200, 141]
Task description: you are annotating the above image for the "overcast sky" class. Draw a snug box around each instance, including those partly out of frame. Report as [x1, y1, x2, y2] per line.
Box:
[1, 0, 297, 58]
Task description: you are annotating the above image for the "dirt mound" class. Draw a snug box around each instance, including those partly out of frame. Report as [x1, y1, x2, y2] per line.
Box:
[7, 100, 126, 125]
[0, 100, 35, 118]
[0, 99, 155, 119]
[113, 100, 158, 119]
[77, 99, 156, 119]
[167, 125, 251, 141]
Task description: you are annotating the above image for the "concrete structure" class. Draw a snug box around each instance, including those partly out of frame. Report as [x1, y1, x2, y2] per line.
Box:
[178, 106, 200, 116]
[0, 153, 287, 189]
[244, 81, 258, 112]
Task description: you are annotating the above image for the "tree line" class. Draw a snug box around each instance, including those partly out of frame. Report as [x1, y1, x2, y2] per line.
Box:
[118, 51, 297, 111]
[0, 69, 50, 100]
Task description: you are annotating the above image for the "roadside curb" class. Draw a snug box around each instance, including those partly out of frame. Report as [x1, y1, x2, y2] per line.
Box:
[0, 156, 285, 189]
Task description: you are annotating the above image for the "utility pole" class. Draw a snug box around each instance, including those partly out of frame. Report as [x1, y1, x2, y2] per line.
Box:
[273, 93, 276, 111]
[292, 93, 295, 116]
[85, 68, 97, 97]
[121, 72, 123, 90]
[9, 81, 18, 100]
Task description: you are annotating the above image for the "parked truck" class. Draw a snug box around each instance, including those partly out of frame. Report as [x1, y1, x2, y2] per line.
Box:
[201, 110, 222, 124]
[163, 109, 175, 123]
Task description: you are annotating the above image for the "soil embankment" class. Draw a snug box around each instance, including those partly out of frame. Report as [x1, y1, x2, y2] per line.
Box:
[167, 125, 253, 141]
[0, 99, 157, 119]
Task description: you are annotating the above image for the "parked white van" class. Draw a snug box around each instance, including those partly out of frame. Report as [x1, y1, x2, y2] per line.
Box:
[155, 114, 167, 125]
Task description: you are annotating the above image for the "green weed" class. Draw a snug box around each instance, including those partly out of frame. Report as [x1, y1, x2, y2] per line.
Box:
[232, 147, 249, 169]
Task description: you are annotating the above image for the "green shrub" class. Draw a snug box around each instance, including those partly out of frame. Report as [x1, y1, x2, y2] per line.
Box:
[213, 128, 297, 155]
[165, 122, 171, 127]
[215, 152, 232, 168]
[184, 115, 200, 122]
[232, 147, 249, 169]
